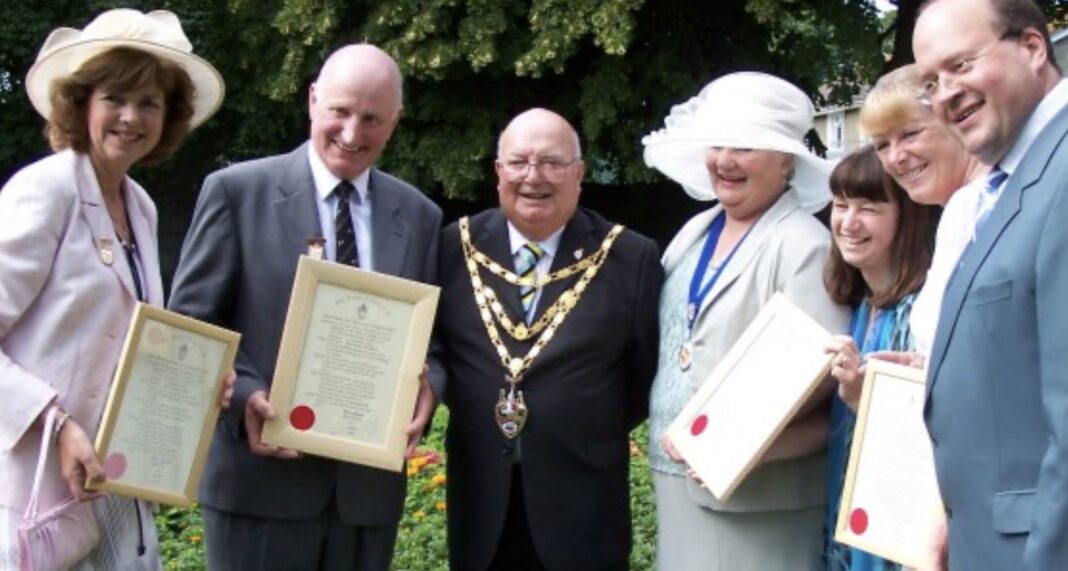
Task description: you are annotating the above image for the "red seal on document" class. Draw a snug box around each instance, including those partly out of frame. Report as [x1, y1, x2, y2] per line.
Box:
[690, 414, 708, 436]
[290, 405, 316, 431]
[850, 508, 869, 535]
[104, 452, 127, 480]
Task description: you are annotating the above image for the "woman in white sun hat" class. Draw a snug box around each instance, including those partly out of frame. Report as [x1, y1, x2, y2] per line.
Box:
[0, 9, 224, 570]
[642, 72, 850, 570]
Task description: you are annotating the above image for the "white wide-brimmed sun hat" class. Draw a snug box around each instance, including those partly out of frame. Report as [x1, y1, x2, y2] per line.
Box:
[26, 9, 224, 128]
[642, 72, 833, 213]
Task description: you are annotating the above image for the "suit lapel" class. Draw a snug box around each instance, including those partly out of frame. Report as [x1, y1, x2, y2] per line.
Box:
[926, 105, 1068, 398]
[73, 153, 138, 302]
[474, 210, 526, 322]
[698, 191, 800, 317]
[534, 210, 595, 324]
[368, 169, 408, 275]
[125, 180, 164, 305]
[272, 144, 323, 261]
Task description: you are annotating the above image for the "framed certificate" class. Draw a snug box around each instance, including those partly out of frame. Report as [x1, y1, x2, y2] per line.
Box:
[261, 256, 439, 472]
[666, 293, 833, 502]
[91, 304, 239, 506]
[835, 359, 943, 569]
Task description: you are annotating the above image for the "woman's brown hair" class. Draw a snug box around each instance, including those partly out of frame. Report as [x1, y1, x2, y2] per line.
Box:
[46, 47, 195, 164]
[823, 146, 936, 308]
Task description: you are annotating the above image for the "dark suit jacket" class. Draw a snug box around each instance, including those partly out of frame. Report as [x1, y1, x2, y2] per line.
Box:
[925, 99, 1068, 570]
[436, 207, 662, 570]
[169, 143, 442, 525]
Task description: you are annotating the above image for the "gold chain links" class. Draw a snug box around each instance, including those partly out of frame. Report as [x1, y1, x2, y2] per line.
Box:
[459, 216, 625, 379]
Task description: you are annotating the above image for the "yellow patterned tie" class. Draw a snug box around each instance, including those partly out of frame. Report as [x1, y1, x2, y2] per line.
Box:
[516, 241, 544, 322]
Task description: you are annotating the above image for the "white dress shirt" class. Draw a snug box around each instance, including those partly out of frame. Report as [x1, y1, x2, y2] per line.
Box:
[308, 145, 374, 270]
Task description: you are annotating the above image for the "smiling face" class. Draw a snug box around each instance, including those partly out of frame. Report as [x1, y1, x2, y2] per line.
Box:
[309, 46, 402, 180]
[705, 147, 792, 223]
[871, 114, 972, 206]
[831, 195, 900, 283]
[913, 0, 1050, 164]
[85, 83, 165, 175]
[496, 109, 585, 241]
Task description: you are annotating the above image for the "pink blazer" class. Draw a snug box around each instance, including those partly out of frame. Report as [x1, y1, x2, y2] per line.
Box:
[0, 150, 163, 514]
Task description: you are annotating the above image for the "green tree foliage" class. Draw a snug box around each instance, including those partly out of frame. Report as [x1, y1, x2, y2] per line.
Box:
[2, 0, 1064, 202]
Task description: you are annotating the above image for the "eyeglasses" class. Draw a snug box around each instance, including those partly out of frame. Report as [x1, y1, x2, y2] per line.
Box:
[917, 31, 1018, 103]
[499, 157, 579, 182]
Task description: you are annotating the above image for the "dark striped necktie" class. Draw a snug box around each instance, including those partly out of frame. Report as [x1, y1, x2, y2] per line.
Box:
[335, 180, 359, 266]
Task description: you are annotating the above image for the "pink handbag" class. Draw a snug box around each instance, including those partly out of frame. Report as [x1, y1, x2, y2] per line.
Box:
[16, 408, 100, 571]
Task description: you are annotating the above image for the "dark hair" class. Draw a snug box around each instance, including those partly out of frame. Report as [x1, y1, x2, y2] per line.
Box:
[920, 0, 1059, 71]
[46, 47, 196, 164]
[823, 146, 935, 308]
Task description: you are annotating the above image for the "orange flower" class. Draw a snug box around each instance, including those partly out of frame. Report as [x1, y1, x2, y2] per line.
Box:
[435, 501, 447, 511]
[189, 535, 202, 544]
[413, 510, 426, 520]
[430, 474, 447, 486]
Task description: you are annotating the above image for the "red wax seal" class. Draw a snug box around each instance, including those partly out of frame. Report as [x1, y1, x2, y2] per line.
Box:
[290, 405, 315, 431]
[690, 414, 709, 436]
[850, 508, 869, 535]
[104, 452, 127, 480]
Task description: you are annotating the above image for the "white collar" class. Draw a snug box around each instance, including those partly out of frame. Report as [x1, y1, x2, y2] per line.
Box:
[307, 143, 371, 202]
[507, 221, 564, 259]
[998, 78, 1068, 174]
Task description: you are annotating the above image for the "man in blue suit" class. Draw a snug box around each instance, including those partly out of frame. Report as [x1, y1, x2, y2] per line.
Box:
[912, 0, 1068, 569]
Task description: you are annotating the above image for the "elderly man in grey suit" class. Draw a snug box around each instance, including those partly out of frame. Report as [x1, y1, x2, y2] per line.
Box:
[169, 44, 440, 570]
[912, 0, 1068, 569]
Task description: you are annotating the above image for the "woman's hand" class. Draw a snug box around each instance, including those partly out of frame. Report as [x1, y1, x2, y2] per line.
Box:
[661, 433, 685, 463]
[824, 335, 864, 411]
[56, 416, 106, 502]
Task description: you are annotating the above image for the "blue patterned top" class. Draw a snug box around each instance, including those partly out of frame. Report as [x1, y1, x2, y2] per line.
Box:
[648, 237, 706, 476]
[824, 294, 916, 571]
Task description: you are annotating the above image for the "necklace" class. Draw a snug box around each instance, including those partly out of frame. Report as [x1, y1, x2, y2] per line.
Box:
[459, 216, 624, 438]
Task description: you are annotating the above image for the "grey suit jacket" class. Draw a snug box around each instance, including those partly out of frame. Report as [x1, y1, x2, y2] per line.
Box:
[925, 101, 1068, 570]
[169, 143, 442, 525]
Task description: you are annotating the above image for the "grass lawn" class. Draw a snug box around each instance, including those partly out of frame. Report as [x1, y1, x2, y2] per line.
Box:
[156, 407, 658, 570]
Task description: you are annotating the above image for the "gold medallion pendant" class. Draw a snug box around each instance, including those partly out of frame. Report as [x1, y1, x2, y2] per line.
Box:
[494, 385, 528, 440]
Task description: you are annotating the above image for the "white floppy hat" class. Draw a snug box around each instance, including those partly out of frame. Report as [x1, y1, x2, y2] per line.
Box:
[642, 72, 833, 213]
[25, 9, 224, 128]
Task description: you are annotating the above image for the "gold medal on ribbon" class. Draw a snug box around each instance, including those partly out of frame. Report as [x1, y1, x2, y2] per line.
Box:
[678, 342, 693, 371]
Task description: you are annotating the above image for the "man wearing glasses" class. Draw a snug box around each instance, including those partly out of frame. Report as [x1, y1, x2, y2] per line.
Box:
[430, 108, 662, 570]
[912, 0, 1068, 569]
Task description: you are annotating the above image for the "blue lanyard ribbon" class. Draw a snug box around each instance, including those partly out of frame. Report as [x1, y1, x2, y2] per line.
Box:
[687, 213, 750, 331]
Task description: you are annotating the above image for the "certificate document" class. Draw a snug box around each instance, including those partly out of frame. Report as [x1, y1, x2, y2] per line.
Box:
[262, 257, 439, 471]
[92, 304, 239, 506]
[835, 359, 943, 569]
[665, 293, 833, 502]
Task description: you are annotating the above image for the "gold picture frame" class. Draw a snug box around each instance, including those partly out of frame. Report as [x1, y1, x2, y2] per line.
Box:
[666, 293, 834, 502]
[835, 359, 943, 569]
[91, 303, 240, 506]
[261, 256, 440, 472]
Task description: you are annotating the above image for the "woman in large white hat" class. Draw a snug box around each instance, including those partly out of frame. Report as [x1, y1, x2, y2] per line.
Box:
[642, 72, 850, 570]
[0, 9, 224, 570]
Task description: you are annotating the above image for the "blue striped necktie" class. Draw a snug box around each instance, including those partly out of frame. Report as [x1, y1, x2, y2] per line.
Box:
[516, 242, 544, 322]
[974, 167, 1008, 236]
